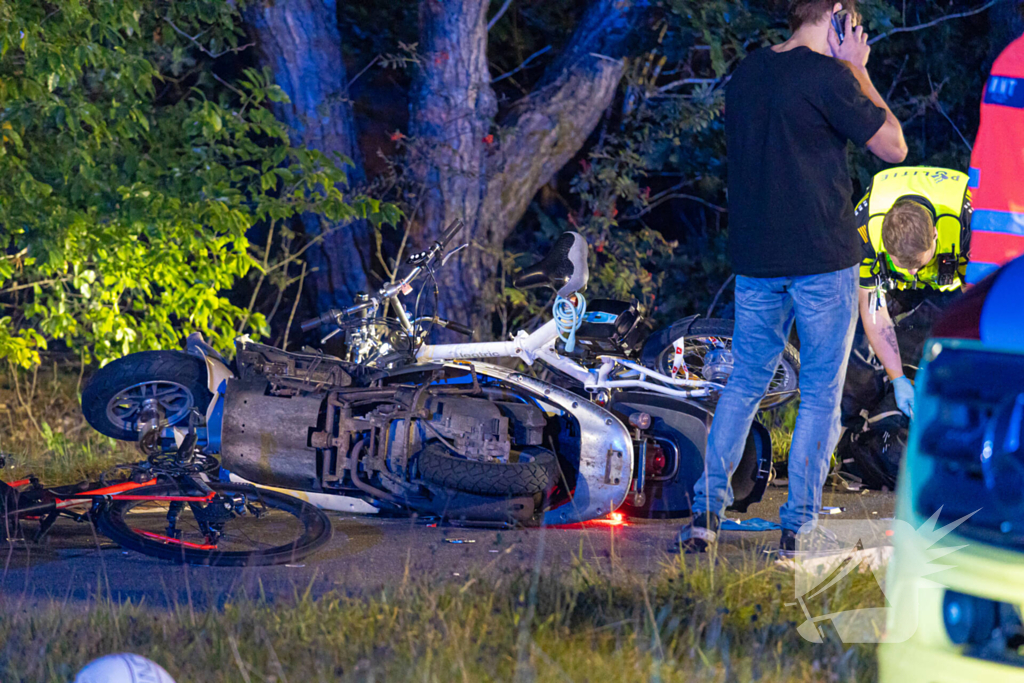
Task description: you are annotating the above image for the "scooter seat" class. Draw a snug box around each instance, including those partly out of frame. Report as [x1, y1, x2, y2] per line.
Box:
[513, 231, 589, 298]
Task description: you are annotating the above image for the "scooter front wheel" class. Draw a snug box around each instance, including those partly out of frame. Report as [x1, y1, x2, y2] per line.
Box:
[82, 351, 213, 440]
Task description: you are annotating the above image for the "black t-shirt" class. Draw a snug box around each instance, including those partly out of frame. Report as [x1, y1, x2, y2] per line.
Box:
[725, 46, 887, 277]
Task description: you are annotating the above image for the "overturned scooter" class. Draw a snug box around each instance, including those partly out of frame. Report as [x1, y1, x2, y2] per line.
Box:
[82, 222, 633, 526]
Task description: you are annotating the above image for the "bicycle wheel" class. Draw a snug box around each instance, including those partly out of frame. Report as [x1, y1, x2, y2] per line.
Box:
[95, 482, 332, 566]
[640, 318, 800, 412]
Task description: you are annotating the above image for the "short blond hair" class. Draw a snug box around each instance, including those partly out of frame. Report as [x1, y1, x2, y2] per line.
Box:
[882, 200, 935, 269]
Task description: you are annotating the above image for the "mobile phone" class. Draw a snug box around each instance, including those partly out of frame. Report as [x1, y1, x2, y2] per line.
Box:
[831, 9, 849, 44]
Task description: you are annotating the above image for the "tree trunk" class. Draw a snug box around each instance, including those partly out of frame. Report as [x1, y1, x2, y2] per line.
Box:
[245, 0, 373, 312]
[409, 0, 642, 337]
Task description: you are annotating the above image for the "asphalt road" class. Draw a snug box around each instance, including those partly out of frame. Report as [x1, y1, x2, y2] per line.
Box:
[0, 483, 895, 608]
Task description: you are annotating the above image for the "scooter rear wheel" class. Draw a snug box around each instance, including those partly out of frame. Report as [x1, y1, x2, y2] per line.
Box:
[417, 443, 556, 497]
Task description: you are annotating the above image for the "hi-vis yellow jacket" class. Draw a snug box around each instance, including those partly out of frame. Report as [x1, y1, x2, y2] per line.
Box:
[856, 167, 973, 292]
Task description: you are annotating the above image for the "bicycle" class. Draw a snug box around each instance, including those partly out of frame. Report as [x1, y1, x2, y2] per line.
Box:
[1, 407, 332, 566]
[304, 227, 799, 411]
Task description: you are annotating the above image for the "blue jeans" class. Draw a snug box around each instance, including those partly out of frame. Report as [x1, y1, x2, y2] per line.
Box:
[692, 265, 858, 532]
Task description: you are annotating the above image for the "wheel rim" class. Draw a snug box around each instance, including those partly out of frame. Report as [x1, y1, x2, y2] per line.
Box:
[105, 381, 195, 431]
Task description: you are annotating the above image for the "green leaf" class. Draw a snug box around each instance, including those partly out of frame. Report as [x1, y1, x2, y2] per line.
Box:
[381, 204, 403, 227]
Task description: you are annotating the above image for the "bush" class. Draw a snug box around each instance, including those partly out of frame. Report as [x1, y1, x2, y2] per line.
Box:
[0, 0, 390, 367]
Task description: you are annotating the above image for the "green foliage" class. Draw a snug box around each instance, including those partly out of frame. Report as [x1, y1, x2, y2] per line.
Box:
[0, 1, 387, 367]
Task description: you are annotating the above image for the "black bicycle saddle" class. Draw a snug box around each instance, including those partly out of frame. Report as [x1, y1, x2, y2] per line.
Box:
[513, 232, 590, 298]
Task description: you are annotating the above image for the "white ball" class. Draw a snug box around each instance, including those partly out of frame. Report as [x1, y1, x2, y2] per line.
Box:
[74, 653, 176, 683]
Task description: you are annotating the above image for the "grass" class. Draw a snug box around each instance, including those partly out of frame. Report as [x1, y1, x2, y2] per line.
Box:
[0, 366, 885, 682]
[0, 554, 882, 682]
[0, 362, 132, 485]
[760, 402, 798, 465]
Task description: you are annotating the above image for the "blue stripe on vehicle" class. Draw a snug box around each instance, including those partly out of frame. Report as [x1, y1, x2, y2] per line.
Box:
[584, 312, 619, 324]
[968, 166, 980, 189]
[984, 75, 1024, 108]
[966, 262, 1001, 284]
[972, 209, 1024, 235]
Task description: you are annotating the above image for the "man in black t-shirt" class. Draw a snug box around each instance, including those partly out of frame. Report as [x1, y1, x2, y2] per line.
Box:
[677, 1, 907, 554]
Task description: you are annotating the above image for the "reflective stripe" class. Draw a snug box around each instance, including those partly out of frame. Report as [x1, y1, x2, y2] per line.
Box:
[971, 208, 1024, 235]
[984, 75, 1024, 108]
[966, 262, 1001, 284]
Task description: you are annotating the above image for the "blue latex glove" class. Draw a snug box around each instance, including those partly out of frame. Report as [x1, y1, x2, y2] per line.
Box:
[893, 376, 915, 420]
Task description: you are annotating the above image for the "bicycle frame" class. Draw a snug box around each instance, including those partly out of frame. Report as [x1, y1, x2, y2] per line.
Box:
[413, 315, 720, 400]
[4, 477, 217, 516]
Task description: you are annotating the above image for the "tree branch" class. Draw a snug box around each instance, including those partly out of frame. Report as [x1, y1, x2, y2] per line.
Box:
[164, 17, 255, 58]
[491, 45, 551, 83]
[487, 0, 515, 31]
[927, 73, 975, 151]
[489, 0, 644, 233]
[657, 77, 721, 94]
[868, 0, 1004, 44]
[348, 55, 381, 89]
[885, 54, 910, 101]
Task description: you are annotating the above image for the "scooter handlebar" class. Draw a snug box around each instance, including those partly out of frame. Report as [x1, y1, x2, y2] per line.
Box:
[300, 309, 340, 332]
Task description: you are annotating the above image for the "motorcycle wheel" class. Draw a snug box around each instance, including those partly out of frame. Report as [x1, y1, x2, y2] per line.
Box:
[417, 443, 556, 497]
[95, 482, 332, 566]
[640, 318, 800, 412]
[82, 351, 214, 440]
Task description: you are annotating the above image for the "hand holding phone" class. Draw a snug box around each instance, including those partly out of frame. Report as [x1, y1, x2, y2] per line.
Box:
[831, 9, 849, 45]
[828, 9, 871, 68]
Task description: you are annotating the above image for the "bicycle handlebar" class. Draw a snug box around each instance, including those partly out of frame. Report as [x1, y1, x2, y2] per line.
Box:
[299, 219, 466, 334]
[413, 317, 473, 337]
[406, 219, 465, 267]
[299, 301, 374, 332]
[439, 219, 464, 250]
[444, 320, 473, 336]
[300, 310, 336, 333]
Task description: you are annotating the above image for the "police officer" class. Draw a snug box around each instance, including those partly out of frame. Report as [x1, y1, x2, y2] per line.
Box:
[855, 166, 972, 419]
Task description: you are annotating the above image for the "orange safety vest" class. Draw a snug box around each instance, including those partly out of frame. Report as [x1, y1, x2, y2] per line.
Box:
[967, 35, 1024, 283]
